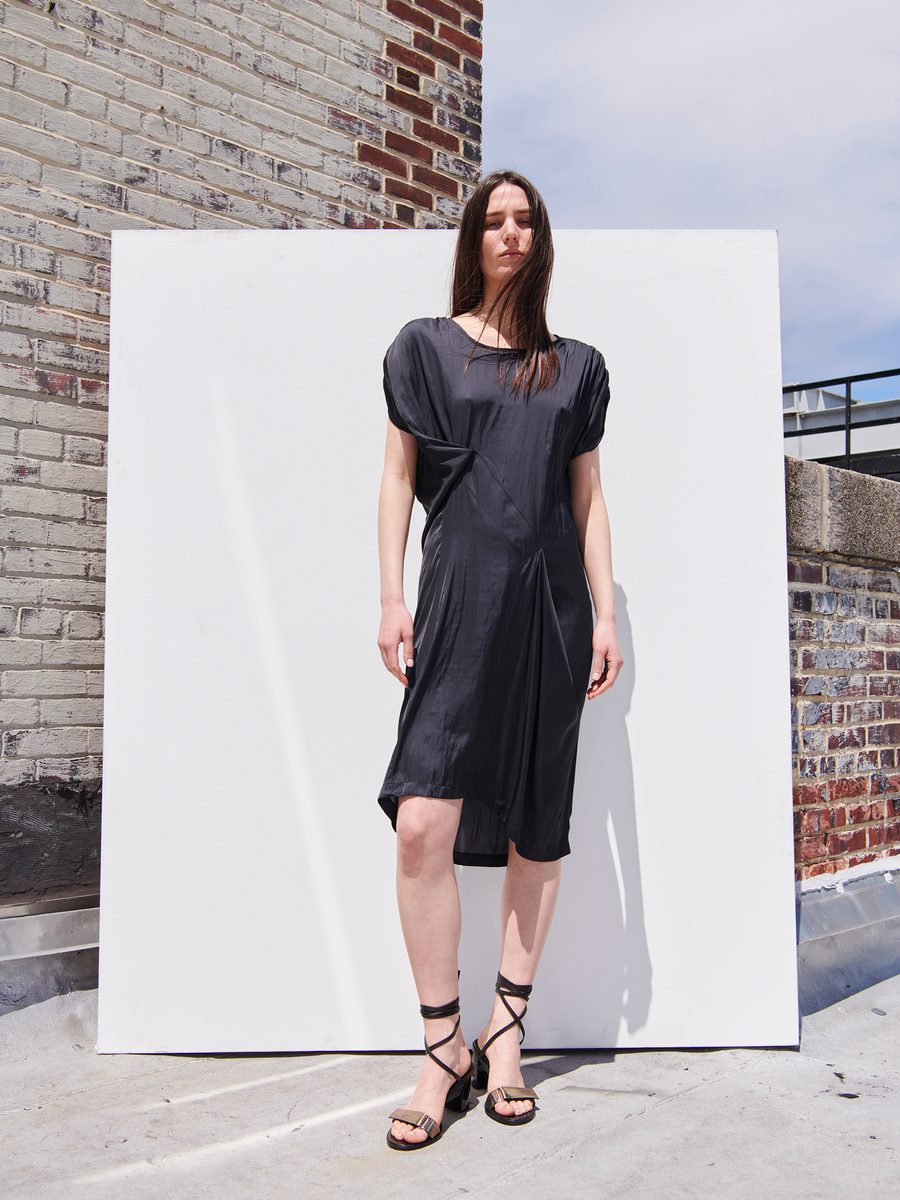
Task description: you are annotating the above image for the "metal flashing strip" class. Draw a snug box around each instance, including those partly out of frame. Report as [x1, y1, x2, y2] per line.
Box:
[797, 871, 900, 943]
[0, 893, 100, 920]
[0, 907, 99, 962]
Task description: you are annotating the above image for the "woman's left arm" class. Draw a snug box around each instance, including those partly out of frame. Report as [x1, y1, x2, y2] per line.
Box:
[569, 448, 624, 699]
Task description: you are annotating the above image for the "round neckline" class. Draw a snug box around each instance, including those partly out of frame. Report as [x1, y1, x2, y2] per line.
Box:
[446, 316, 521, 352]
[444, 317, 561, 352]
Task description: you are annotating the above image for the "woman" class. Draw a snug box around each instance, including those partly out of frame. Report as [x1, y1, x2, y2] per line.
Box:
[377, 170, 622, 1150]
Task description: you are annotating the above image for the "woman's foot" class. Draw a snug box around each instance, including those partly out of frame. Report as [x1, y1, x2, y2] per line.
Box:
[390, 1016, 471, 1146]
[476, 994, 534, 1120]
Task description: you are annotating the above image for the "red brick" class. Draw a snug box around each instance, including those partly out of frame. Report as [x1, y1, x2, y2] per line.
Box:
[386, 40, 436, 75]
[871, 675, 900, 697]
[413, 118, 459, 151]
[868, 724, 900, 746]
[416, 0, 462, 23]
[828, 727, 865, 750]
[788, 559, 824, 584]
[849, 649, 885, 670]
[412, 164, 458, 196]
[871, 773, 900, 794]
[396, 66, 420, 90]
[847, 803, 871, 824]
[868, 824, 886, 847]
[830, 776, 868, 799]
[327, 108, 381, 139]
[870, 798, 887, 820]
[0, 363, 78, 398]
[827, 828, 866, 855]
[793, 783, 827, 805]
[342, 212, 380, 228]
[382, 221, 405, 229]
[869, 573, 900, 593]
[387, 0, 434, 32]
[358, 143, 408, 176]
[791, 618, 822, 643]
[849, 853, 878, 868]
[386, 85, 433, 118]
[414, 31, 461, 67]
[803, 860, 838, 880]
[455, 0, 483, 17]
[385, 177, 433, 207]
[870, 623, 900, 645]
[385, 131, 432, 163]
[799, 835, 827, 861]
[438, 21, 482, 57]
[892, 600, 900, 619]
[857, 750, 879, 771]
[885, 700, 900, 719]
[887, 650, 900, 671]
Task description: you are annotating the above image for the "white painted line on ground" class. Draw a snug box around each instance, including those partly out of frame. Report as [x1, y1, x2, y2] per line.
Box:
[75, 1087, 412, 1183]
[137, 1056, 351, 1109]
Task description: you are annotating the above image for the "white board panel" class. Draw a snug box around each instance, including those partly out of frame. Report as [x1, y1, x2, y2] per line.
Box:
[99, 229, 797, 1052]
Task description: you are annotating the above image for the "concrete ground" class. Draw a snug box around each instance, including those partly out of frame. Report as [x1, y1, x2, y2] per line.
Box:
[2, 976, 898, 1200]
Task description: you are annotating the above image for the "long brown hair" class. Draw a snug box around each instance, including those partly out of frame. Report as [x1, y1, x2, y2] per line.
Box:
[450, 169, 559, 393]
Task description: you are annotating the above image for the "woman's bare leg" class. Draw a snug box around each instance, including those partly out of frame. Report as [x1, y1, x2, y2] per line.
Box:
[477, 842, 562, 1119]
[390, 793, 470, 1145]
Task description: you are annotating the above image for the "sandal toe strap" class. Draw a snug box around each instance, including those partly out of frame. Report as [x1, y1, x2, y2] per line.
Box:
[389, 1108, 439, 1138]
[487, 1086, 538, 1106]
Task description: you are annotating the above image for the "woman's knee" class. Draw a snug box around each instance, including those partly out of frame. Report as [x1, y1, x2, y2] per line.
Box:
[396, 795, 458, 868]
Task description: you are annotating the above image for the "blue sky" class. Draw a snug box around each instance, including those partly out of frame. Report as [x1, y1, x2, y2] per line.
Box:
[482, 0, 900, 396]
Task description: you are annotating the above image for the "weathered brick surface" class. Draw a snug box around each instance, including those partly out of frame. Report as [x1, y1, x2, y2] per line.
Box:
[790, 554, 900, 880]
[0, 0, 482, 800]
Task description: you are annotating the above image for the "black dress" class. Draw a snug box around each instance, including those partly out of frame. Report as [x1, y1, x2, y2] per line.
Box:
[378, 317, 610, 866]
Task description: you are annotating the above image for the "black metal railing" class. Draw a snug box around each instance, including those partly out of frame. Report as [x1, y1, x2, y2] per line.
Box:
[783, 368, 900, 471]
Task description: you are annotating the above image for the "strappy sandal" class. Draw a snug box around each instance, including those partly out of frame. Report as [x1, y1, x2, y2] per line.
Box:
[387, 996, 473, 1151]
[471, 972, 539, 1126]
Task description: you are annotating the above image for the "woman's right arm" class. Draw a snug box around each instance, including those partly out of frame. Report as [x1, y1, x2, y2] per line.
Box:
[377, 418, 419, 686]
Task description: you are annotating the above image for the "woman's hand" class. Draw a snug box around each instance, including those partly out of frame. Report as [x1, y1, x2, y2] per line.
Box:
[587, 616, 623, 699]
[378, 599, 415, 687]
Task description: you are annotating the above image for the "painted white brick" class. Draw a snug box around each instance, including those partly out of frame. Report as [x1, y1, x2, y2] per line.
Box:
[0, 607, 16, 635]
[64, 610, 102, 639]
[42, 640, 105, 666]
[20, 606, 64, 636]
[18, 429, 63, 459]
[4, 547, 90, 577]
[44, 47, 125, 98]
[66, 84, 109, 122]
[0, 758, 36, 785]
[11, 62, 67, 106]
[34, 219, 110, 260]
[164, 13, 234, 58]
[36, 754, 100, 780]
[0, 698, 40, 725]
[34, 400, 107, 437]
[0, 146, 42, 183]
[0, 639, 43, 666]
[0, 114, 80, 167]
[39, 462, 107, 495]
[0, 427, 17, 454]
[39, 697, 104, 725]
[0, 515, 50, 545]
[4, 301, 78, 338]
[0, 30, 47, 70]
[46, 520, 106, 551]
[40, 579, 105, 606]
[0, 577, 42, 606]
[3, 726, 90, 756]
[0, 394, 35, 429]
[88, 726, 103, 755]
[2, 7, 88, 53]
[85, 671, 103, 696]
[0, 486, 85, 519]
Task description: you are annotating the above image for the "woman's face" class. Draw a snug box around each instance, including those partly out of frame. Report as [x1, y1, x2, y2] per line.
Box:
[479, 183, 533, 293]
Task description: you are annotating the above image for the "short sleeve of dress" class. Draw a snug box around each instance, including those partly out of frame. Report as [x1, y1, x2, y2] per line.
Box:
[570, 349, 611, 459]
[382, 324, 420, 435]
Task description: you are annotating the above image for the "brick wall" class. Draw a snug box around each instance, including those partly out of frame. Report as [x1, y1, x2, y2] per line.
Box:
[0, 0, 481, 876]
[787, 458, 900, 881]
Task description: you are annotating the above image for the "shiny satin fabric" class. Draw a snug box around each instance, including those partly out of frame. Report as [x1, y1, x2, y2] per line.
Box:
[378, 317, 610, 866]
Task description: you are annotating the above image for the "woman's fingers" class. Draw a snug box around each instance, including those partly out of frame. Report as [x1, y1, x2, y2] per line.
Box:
[377, 608, 414, 686]
[587, 637, 623, 699]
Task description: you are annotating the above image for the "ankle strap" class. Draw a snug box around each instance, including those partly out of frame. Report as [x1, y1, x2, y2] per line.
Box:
[496, 972, 533, 1002]
[419, 997, 460, 1020]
